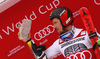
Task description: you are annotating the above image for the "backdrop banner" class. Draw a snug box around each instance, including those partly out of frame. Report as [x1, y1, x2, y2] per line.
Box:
[0, 0, 100, 59]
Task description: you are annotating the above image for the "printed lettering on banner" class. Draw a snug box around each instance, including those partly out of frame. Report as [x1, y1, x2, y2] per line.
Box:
[2, 23, 14, 35]
[0, 35, 2, 39]
[0, 0, 60, 41]
[39, 0, 60, 14]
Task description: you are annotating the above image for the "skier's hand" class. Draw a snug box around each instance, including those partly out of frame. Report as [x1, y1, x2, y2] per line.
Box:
[18, 32, 31, 42]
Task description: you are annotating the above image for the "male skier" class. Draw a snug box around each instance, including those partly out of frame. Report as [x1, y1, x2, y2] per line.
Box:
[18, 7, 100, 59]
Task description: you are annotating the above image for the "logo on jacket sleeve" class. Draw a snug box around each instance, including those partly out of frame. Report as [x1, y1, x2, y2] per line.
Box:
[81, 31, 86, 35]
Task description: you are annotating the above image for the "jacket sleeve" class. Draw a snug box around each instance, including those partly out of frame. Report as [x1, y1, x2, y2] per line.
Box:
[44, 39, 61, 59]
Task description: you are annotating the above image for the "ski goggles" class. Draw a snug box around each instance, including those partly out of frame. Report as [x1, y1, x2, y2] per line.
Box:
[60, 31, 74, 41]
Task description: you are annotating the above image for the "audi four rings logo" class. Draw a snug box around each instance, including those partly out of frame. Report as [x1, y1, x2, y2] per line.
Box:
[94, 0, 100, 5]
[66, 50, 92, 59]
[34, 25, 55, 41]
